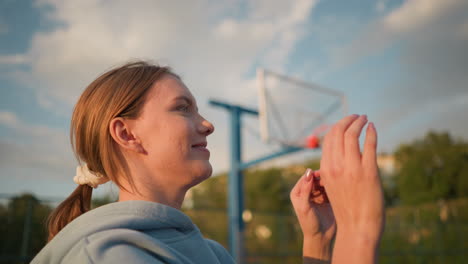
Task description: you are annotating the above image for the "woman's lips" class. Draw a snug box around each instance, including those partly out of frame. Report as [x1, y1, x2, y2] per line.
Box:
[192, 142, 210, 155]
[193, 145, 209, 153]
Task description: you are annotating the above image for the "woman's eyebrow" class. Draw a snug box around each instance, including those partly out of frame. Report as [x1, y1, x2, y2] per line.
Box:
[173, 96, 192, 104]
[172, 96, 199, 111]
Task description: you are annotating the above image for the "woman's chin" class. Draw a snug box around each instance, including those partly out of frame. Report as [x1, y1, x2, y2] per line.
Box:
[199, 162, 213, 180]
[190, 162, 212, 185]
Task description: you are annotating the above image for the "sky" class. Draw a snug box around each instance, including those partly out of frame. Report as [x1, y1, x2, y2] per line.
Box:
[1, 0, 467, 199]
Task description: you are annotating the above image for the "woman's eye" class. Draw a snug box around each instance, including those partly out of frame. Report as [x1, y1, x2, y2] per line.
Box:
[178, 105, 189, 112]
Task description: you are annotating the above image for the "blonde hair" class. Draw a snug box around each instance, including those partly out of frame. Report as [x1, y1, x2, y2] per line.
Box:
[47, 61, 176, 241]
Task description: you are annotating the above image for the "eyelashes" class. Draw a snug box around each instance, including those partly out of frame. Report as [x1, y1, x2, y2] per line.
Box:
[177, 104, 190, 112]
[175, 103, 199, 114]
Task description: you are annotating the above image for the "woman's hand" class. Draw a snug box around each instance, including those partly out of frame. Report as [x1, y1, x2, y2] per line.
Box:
[319, 114, 385, 263]
[290, 169, 336, 262]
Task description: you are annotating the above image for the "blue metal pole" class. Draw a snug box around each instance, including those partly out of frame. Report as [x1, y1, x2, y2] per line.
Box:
[209, 99, 306, 263]
[240, 146, 304, 170]
[229, 107, 244, 263]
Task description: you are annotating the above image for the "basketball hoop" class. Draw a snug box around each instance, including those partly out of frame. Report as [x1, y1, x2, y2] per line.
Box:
[305, 124, 331, 149]
[306, 134, 320, 149]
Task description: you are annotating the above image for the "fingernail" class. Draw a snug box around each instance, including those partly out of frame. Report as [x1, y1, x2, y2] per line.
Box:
[362, 114, 368, 120]
[351, 114, 359, 118]
[305, 168, 312, 181]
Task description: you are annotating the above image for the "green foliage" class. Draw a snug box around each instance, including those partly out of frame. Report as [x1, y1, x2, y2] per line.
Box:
[0, 194, 52, 262]
[0, 193, 118, 262]
[382, 168, 399, 207]
[244, 167, 291, 213]
[395, 131, 468, 205]
[91, 195, 116, 208]
[380, 198, 468, 264]
[191, 172, 228, 209]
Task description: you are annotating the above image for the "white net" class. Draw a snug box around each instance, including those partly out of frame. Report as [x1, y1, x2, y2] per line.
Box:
[257, 69, 347, 148]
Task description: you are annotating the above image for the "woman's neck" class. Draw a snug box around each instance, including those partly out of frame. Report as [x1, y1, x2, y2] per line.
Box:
[118, 185, 187, 210]
[117, 156, 189, 209]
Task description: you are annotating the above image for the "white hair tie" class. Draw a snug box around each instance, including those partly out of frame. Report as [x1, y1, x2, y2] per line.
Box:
[73, 164, 109, 188]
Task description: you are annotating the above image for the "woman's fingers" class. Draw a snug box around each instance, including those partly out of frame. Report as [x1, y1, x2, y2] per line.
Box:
[362, 122, 378, 174]
[291, 169, 313, 199]
[334, 114, 361, 147]
[306, 170, 329, 204]
[290, 169, 317, 215]
[290, 170, 306, 198]
[313, 170, 323, 186]
[330, 114, 360, 167]
[299, 169, 314, 204]
[344, 115, 368, 165]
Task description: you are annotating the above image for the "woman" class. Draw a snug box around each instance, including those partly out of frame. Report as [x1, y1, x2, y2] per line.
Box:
[32, 61, 384, 263]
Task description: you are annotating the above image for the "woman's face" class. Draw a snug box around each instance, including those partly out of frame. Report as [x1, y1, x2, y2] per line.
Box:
[132, 74, 214, 188]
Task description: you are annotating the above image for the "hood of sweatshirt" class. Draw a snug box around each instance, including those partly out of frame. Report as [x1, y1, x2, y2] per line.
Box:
[32, 200, 232, 264]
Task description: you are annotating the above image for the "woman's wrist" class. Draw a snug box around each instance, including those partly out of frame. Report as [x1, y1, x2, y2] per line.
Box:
[302, 235, 332, 261]
[332, 231, 381, 264]
[337, 225, 383, 247]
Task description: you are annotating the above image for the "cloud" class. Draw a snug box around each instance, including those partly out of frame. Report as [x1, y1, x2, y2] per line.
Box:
[330, 0, 468, 133]
[383, 0, 465, 33]
[3, 0, 318, 110]
[1, 0, 319, 179]
[0, 140, 70, 173]
[378, 0, 468, 102]
[0, 111, 18, 127]
[376, 0, 387, 13]
[0, 111, 75, 176]
[335, 0, 468, 65]
[0, 54, 30, 64]
[0, 111, 64, 140]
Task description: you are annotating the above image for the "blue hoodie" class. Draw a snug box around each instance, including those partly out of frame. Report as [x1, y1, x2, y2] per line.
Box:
[31, 200, 235, 264]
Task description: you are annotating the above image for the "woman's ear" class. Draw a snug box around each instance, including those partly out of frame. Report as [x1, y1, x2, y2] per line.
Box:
[109, 117, 145, 154]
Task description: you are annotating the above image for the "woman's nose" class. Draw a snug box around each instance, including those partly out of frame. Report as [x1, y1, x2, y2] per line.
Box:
[199, 118, 215, 135]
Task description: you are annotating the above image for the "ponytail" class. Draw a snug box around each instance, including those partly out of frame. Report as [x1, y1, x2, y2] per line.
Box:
[47, 184, 92, 241]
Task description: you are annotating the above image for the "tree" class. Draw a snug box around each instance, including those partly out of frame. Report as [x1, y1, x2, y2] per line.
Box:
[92, 195, 116, 208]
[244, 167, 291, 213]
[191, 172, 228, 209]
[395, 131, 468, 205]
[0, 193, 52, 262]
